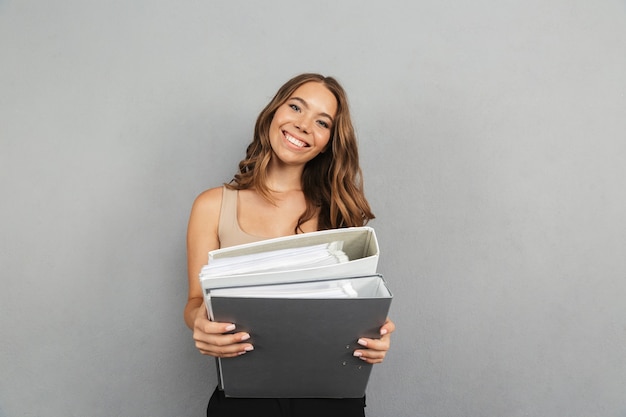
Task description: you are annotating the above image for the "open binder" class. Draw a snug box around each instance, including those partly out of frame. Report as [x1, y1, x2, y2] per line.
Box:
[199, 227, 392, 398]
[200, 227, 380, 290]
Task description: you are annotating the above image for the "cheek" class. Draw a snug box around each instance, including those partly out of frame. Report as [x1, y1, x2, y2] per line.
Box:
[268, 116, 283, 141]
[271, 107, 289, 126]
[321, 131, 332, 148]
[269, 113, 280, 130]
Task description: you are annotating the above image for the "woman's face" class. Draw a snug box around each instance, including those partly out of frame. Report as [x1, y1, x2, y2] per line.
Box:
[268, 81, 338, 167]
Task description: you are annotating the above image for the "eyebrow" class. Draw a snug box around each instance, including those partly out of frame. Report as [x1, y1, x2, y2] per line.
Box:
[290, 97, 335, 123]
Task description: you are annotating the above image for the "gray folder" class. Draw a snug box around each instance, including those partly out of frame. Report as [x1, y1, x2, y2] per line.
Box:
[208, 274, 392, 398]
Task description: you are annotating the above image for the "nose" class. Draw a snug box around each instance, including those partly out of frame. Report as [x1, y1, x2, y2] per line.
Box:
[296, 114, 312, 133]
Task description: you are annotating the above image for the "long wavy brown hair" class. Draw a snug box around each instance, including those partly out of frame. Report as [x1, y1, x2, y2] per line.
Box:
[226, 73, 375, 232]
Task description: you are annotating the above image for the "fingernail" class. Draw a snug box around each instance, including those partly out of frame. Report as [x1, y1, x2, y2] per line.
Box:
[353, 351, 362, 357]
[357, 338, 368, 346]
[238, 345, 254, 355]
[225, 324, 236, 331]
[380, 328, 388, 336]
[240, 333, 250, 341]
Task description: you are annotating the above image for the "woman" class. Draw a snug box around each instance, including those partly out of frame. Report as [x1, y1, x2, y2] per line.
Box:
[185, 73, 395, 417]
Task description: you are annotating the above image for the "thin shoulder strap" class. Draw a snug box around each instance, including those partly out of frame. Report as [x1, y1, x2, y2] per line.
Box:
[217, 186, 237, 243]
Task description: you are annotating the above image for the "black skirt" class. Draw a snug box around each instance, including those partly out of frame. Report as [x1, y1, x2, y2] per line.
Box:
[207, 386, 366, 417]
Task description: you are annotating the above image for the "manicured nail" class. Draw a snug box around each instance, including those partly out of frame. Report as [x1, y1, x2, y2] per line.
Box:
[380, 328, 388, 336]
[238, 345, 254, 355]
[353, 351, 362, 357]
[357, 338, 368, 346]
[225, 324, 236, 331]
[240, 333, 250, 341]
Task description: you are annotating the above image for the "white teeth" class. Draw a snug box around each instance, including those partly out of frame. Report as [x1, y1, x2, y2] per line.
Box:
[285, 133, 306, 148]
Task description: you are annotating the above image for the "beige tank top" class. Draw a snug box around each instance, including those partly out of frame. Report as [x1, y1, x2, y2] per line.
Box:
[218, 186, 268, 248]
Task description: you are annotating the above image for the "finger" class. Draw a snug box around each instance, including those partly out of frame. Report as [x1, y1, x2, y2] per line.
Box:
[379, 318, 395, 336]
[353, 347, 386, 364]
[194, 329, 251, 347]
[357, 337, 390, 352]
[194, 333, 254, 357]
[352, 336, 390, 364]
[193, 321, 254, 356]
[197, 320, 237, 335]
[196, 340, 255, 357]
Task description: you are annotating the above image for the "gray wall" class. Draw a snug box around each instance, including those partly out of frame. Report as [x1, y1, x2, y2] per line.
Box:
[1, 1, 625, 416]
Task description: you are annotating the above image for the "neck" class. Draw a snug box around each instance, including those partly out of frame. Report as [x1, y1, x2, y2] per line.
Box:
[266, 160, 304, 193]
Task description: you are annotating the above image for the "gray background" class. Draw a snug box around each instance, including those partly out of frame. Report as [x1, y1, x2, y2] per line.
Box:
[1, 1, 625, 416]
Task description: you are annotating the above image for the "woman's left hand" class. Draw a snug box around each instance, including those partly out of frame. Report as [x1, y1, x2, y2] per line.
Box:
[353, 317, 395, 364]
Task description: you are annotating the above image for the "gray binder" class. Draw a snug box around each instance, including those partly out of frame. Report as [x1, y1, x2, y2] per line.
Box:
[208, 274, 392, 398]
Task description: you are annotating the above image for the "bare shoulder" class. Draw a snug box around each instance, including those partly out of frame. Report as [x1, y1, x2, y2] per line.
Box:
[192, 186, 224, 213]
[187, 187, 224, 300]
[188, 186, 224, 233]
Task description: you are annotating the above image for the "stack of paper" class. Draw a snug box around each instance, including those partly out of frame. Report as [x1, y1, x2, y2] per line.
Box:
[200, 241, 355, 298]
[200, 227, 380, 290]
[209, 278, 360, 299]
[200, 241, 348, 277]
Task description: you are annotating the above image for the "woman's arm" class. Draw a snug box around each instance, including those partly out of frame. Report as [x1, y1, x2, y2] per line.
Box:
[184, 187, 254, 357]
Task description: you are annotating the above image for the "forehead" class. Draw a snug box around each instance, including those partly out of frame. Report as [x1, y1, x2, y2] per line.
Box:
[289, 82, 338, 118]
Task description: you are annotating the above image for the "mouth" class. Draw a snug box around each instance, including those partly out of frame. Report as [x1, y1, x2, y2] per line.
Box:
[283, 131, 309, 148]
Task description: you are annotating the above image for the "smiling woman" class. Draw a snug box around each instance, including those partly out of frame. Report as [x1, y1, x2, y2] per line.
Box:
[184, 73, 395, 417]
[268, 81, 337, 168]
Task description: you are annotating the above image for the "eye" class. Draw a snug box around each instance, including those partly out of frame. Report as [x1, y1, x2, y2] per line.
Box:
[289, 104, 301, 112]
[316, 120, 330, 129]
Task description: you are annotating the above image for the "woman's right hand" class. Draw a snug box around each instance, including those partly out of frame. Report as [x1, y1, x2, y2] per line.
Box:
[192, 303, 254, 358]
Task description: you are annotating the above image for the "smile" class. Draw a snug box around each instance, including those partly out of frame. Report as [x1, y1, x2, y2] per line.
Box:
[284, 131, 308, 148]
